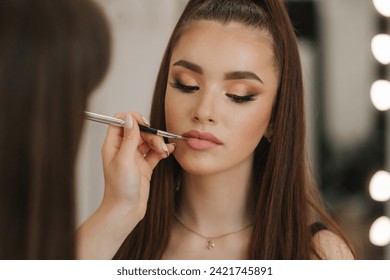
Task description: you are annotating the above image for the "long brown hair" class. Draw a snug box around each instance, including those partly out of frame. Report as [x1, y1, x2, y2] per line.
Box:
[115, 0, 354, 259]
[0, 0, 111, 259]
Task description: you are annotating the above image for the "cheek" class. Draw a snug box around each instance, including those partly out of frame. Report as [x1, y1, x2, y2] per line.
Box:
[230, 106, 272, 142]
[164, 91, 187, 132]
[164, 94, 174, 129]
[228, 120, 266, 158]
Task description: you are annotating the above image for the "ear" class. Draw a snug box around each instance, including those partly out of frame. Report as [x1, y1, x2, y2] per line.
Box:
[264, 122, 273, 143]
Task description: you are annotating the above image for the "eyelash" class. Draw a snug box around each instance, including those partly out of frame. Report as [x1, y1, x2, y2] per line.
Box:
[225, 93, 256, 103]
[169, 80, 199, 93]
[169, 80, 256, 103]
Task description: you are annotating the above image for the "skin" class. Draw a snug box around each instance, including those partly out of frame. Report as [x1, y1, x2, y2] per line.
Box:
[165, 20, 278, 176]
[163, 20, 278, 259]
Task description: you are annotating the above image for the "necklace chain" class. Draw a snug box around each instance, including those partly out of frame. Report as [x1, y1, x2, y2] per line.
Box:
[174, 213, 253, 250]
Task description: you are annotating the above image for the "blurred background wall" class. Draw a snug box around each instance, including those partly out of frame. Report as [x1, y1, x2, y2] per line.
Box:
[76, 0, 390, 259]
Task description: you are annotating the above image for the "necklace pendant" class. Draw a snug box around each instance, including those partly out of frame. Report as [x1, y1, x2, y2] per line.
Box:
[207, 239, 215, 250]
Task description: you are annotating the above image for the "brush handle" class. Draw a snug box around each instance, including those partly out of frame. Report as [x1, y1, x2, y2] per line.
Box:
[83, 111, 186, 140]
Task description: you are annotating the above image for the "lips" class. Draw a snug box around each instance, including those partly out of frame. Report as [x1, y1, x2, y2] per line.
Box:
[182, 130, 222, 151]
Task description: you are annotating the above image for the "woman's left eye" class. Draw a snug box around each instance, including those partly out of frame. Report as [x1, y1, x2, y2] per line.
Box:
[225, 93, 256, 103]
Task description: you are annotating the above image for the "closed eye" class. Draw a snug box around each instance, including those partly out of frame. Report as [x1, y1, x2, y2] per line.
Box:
[169, 80, 199, 93]
[225, 93, 256, 103]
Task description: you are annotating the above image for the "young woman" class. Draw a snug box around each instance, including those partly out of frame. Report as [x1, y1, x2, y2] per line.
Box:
[78, 0, 355, 259]
[0, 0, 111, 259]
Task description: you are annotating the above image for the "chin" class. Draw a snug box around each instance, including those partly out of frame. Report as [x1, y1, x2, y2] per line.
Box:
[173, 154, 223, 176]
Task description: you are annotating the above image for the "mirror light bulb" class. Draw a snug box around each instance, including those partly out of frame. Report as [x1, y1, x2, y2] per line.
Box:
[369, 170, 390, 201]
[370, 80, 390, 111]
[371, 34, 390, 64]
[369, 216, 390, 246]
[373, 0, 390, 17]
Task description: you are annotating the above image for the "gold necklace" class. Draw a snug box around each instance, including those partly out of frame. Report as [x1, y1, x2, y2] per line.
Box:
[174, 213, 253, 250]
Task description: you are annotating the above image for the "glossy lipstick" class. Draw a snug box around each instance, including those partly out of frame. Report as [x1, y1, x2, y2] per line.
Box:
[182, 130, 222, 151]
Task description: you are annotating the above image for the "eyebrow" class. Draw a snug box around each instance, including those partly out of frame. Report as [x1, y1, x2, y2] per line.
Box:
[224, 71, 264, 84]
[173, 60, 203, 75]
[172, 59, 264, 84]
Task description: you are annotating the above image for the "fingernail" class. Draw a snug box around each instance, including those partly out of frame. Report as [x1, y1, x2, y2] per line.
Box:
[161, 141, 169, 157]
[169, 143, 176, 153]
[141, 115, 151, 127]
[125, 114, 133, 129]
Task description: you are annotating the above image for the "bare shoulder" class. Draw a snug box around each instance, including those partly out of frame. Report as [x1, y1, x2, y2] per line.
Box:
[312, 230, 354, 260]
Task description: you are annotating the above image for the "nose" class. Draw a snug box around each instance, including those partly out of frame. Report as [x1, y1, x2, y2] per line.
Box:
[191, 91, 218, 124]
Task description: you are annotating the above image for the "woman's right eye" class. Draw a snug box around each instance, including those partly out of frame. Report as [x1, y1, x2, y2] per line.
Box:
[169, 80, 199, 93]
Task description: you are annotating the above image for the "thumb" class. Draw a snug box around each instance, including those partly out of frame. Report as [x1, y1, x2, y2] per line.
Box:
[117, 114, 139, 160]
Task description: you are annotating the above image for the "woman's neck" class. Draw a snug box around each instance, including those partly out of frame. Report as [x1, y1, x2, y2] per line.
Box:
[176, 156, 254, 236]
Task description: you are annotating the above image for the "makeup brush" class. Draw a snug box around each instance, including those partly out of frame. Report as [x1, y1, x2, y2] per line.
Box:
[84, 111, 187, 140]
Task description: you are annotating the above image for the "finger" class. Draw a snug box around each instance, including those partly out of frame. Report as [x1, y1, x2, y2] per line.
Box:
[167, 143, 176, 154]
[115, 113, 141, 162]
[144, 143, 176, 169]
[102, 112, 146, 164]
[140, 133, 170, 157]
[123, 112, 150, 146]
[125, 112, 169, 155]
[138, 142, 151, 156]
[101, 121, 124, 165]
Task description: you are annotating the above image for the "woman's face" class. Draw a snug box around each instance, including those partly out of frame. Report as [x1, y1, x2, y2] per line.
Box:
[165, 20, 279, 176]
